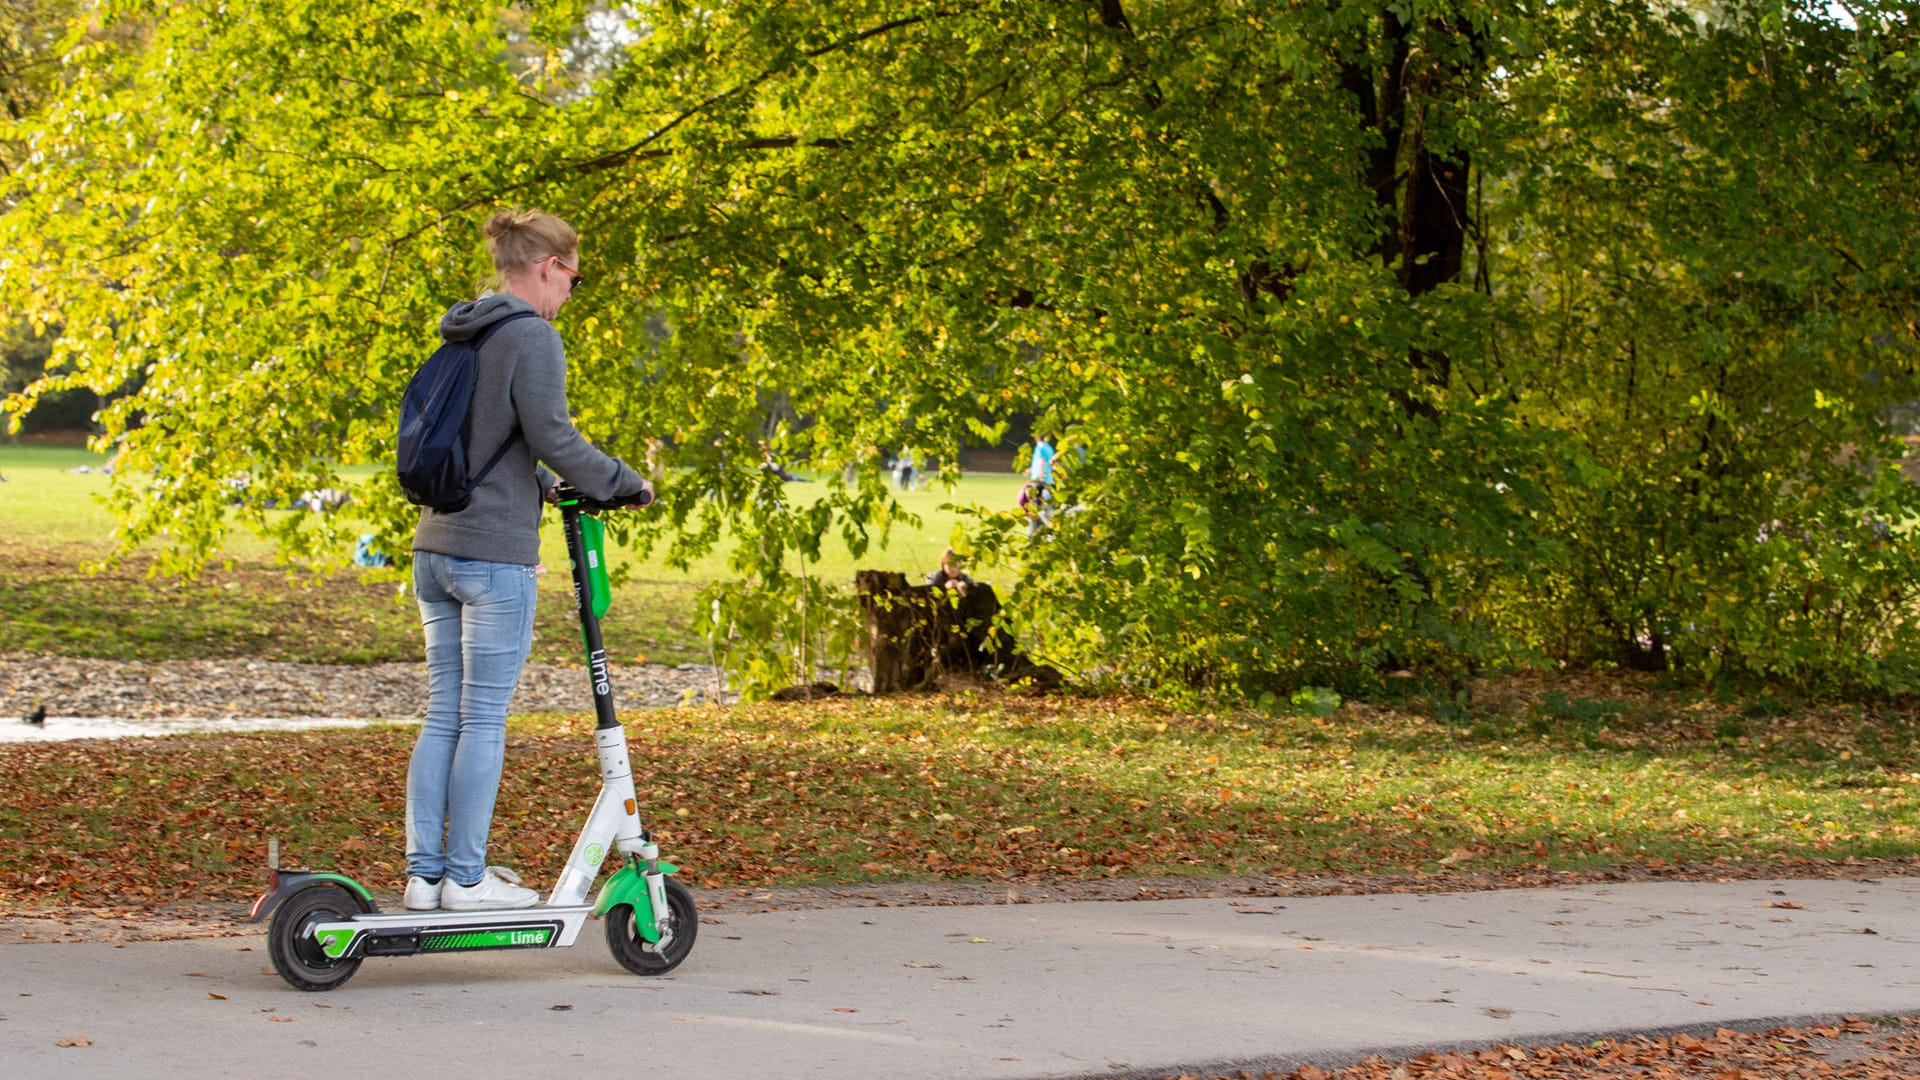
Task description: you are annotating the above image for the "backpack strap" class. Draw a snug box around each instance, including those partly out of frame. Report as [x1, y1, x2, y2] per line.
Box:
[463, 310, 541, 493]
[471, 308, 539, 349]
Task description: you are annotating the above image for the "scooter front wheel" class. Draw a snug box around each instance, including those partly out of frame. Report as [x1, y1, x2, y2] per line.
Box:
[605, 877, 698, 976]
[268, 884, 364, 991]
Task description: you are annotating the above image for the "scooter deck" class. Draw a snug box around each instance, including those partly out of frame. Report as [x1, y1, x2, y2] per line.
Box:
[308, 904, 596, 960]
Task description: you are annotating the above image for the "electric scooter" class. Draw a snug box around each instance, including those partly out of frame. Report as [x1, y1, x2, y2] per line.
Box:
[251, 487, 697, 991]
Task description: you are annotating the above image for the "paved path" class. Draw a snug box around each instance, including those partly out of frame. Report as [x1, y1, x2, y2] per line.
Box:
[3, 877, 1917, 1079]
[0, 714, 388, 742]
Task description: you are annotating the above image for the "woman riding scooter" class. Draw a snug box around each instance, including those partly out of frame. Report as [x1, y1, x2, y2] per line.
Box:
[405, 209, 653, 912]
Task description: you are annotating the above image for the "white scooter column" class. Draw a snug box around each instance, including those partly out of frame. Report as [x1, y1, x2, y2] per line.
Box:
[549, 725, 645, 907]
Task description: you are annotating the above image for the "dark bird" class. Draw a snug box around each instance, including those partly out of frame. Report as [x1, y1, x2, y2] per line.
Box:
[24, 704, 45, 726]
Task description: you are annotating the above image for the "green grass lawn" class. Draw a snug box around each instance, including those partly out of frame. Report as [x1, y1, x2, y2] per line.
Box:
[0, 442, 1022, 665]
[1, 684, 1914, 912]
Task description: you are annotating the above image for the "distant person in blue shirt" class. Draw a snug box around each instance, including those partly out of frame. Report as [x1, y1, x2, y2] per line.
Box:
[1028, 435, 1055, 485]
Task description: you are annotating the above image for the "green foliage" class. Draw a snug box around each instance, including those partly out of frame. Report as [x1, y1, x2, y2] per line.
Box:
[0, 0, 86, 130]
[1494, 2, 1920, 691]
[2, 318, 97, 432]
[694, 574, 863, 699]
[2, 1, 1918, 696]
[1289, 686, 1344, 719]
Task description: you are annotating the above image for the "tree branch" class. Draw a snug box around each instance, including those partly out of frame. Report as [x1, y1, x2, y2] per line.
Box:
[573, 6, 976, 177]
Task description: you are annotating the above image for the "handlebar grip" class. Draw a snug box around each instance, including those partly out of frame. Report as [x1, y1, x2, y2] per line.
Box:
[555, 486, 653, 512]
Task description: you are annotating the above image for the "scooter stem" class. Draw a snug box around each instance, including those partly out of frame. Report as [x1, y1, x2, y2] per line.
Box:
[561, 503, 620, 732]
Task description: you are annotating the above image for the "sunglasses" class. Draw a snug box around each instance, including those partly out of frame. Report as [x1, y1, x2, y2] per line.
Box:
[550, 256, 584, 293]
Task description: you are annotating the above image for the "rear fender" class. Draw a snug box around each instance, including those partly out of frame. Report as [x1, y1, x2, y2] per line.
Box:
[249, 871, 376, 922]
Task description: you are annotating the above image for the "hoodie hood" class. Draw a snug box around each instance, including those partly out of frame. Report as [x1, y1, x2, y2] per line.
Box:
[440, 292, 538, 343]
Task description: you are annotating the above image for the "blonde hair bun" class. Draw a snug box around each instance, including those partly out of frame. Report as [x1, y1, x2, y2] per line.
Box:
[483, 209, 578, 274]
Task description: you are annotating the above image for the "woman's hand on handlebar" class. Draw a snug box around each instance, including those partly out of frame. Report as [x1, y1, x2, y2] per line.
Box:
[553, 482, 654, 513]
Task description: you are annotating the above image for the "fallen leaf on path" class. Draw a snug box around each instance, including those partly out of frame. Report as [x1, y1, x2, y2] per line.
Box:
[56, 1035, 92, 1048]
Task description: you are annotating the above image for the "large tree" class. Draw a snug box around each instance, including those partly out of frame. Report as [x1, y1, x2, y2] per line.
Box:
[5, 0, 1918, 695]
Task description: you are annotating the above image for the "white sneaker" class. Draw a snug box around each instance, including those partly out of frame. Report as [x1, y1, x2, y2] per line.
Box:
[404, 876, 442, 911]
[440, 866, 539, 911]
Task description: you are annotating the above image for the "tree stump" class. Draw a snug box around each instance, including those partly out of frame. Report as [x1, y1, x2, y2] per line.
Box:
[855, 570, 1057, 693]
[855, 571, 933, 692]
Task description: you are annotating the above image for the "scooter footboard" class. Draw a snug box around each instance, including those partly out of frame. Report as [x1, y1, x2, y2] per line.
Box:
[306, 906, 597, 961]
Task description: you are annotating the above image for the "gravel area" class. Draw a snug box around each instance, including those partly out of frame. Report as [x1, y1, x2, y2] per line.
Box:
[0, 654, 732, 721]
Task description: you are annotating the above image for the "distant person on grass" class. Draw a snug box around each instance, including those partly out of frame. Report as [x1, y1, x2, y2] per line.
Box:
[1019, 480, 1053, 536]
[1028, 434, 1055, 485]
[925, 548, 973, 592]
[405, 209, 653, 913]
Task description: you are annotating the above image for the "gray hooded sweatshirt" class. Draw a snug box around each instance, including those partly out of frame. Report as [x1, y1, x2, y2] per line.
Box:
[412, 294, 645, 566]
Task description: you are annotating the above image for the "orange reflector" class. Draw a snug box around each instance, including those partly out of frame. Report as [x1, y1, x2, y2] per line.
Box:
[625, 799, 636, 816]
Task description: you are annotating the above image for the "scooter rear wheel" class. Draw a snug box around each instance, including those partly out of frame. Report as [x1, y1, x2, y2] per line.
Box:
[268, 884, 364, 991]
[605, 877, 698, 975]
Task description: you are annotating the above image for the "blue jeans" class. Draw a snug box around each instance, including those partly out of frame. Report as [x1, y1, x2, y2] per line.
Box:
[406, 553, 538, 887]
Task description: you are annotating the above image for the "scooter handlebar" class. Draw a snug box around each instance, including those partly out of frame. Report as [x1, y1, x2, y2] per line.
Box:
[554, 485, 654, 513]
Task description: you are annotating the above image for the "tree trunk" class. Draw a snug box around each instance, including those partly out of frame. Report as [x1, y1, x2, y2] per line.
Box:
[855, 571, 1058, 693]
[856, 570, 933, 693]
